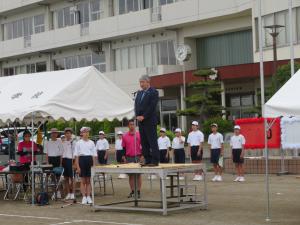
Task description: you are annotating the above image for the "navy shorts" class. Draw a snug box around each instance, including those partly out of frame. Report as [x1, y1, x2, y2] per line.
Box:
[48, 156, 61, 168]
[211, 148, 221, 164]
[232, 149, 244, 164]
[191, 146, 203, 161]
[62, 158, 74, 177]
[97, 151, 107, 165]
[79, 156, 93, 177]
[174, 148, 185, 164]
[116, 150, 126, 163]
[160, 149, 169, 163]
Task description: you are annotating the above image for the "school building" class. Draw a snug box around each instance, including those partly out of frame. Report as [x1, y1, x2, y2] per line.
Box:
[1, 0, 300, 131]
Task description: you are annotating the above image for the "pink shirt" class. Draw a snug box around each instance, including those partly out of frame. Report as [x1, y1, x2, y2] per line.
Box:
[122, 131, 142, 157]
[18, 141, 38, 164]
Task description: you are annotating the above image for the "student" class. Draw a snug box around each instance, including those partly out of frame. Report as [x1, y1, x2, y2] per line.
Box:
[96, 131, 109, 165]
[44, 128, 63, 168]
[230, 125, 246, 182]
[208, 123, 224, 182]
[158, 128, 171, 163]
[74, 127, 97, 205]
[62, 128, 76, 200]
[187, 121, 204, 181]
[122, 120, 143, 199]
[115, 131, 127, 179]
[172, 128, 186, 180]
[17, 130, 38, 167]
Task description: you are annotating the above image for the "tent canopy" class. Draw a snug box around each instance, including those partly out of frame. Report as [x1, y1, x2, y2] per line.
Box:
[0, 66, 134, 125]
[265, 69, 300, 118]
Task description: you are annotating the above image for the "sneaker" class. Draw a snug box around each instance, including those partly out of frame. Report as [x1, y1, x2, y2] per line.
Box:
[212, 176, 218, 182]
[118, 174, 127, 179]
[234, 176, 240, 182]
[192, 175, 198, 181]
[70, 193, 75, 200]
[64, 193, 71, 200]
[193, 175, 203, 181]
[56, 191, 62, 199]
[86, 196, 93, 204]
[179, 176, 184, 180]
[81, 196, 87, 205]
[127, 191, 134, 198]
[216, 175, 223, 182]
[239, 176, 245, 182]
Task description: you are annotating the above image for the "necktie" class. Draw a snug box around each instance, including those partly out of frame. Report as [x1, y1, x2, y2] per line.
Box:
[140, 91, 145, 103]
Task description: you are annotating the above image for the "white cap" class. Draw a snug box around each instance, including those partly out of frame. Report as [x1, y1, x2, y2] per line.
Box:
[210, 123, 218, 128]
[192, 121, 199, 126]
[175, 128, 182, 133]
[99, 131, 105, 135]
[234, 125, 241, 130]
[80, 127, 90, 133]
[60, 135, 65, 138]
[160, 128, 166, 132]
[117, 131, 123, 135]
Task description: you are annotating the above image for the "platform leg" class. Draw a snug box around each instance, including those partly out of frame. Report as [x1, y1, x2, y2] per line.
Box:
[134, 174, 138, 207]
[91, 171, 95, 207]
[203, 167, 208, 209]
[161, 176, 167, 216]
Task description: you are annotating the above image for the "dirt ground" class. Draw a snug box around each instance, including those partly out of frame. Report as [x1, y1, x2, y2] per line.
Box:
[0, 172, 299, 225]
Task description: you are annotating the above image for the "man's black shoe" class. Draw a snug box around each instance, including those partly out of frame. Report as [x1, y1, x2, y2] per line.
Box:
[137, 191, 141, 199]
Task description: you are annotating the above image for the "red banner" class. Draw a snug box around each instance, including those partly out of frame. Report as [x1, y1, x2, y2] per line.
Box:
[235, 118, 281, 149]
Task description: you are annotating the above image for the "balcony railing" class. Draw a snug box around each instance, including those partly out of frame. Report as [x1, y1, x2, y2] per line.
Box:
[24, 36, 31, 48]
[150, 6, 162, 22]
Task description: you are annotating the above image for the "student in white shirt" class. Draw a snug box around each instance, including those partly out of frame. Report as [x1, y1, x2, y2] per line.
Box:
[115, 131, 127, 179]
[158, 128, 171, 163]
[74, 127, 97, 205]
[208, 123, 224, 182]
[45, 128, 63, 168]
[96, 131, 110, 165]
[187, 121, 204, 181]
[172, 128, 186, 164]
[62, 128, 76, 200]
[230, 125, 246, 182]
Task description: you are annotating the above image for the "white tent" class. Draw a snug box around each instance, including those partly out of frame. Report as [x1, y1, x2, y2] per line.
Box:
[0, 66, 134, 125]
[0, 66, 134, 204]
[265, 69, 300, 118]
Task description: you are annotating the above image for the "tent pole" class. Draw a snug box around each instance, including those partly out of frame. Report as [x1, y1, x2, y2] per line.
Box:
[31, 112, 35, 205]
[258, 0, 270, 221]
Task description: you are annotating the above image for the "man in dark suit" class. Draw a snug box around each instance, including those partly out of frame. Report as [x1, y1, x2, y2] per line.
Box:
[135, 75, 160, 166]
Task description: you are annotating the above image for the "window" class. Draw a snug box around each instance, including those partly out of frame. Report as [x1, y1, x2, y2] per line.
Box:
[129, 47, 137, 69]
[92, 52, 106, 72]
[26, 64, 36, 73]
[115, 49, 121, 71]
[54, 58, 65, 70]
[159, 0, 176, 5]
[297, 7, 300, 41]
[78, 54, 92, 67]
[119, 0, 140, 14]
[23, 17, 33, 37]
[5, 23, 13, 40]
[34, 15, 45, 33]
[161, 99, 177, 111]
[121, 48, 129, 70]
[168, 40, 176, 64]
[36, 62, 47, 72]
[91, 0, 104, 21]
[274, 10, 287, 46]
[66, 56, 78, 69]
[137, 45, 144, 67]
[3, 67, 15, 76]
[143, 44, 152, 67]
[144, 0, 153, 9]
[78, 2, 90, 24]
[57, 9, 64, 28]
[159, 41, 168, 64]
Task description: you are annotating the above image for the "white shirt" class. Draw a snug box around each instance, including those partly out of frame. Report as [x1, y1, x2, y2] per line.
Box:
[187, 130, 204, 146]
[158, 136, 171, 150]
[74, 139, 97, 157]
[62, 140, 76, 159]
[230, 134, 246, 149]
[44, 139, 63, 157]
[96, 138, 109, 151]
[208, 132, 224, 149]
[172, 136, 186, 149]
[115, 139, 123, 151]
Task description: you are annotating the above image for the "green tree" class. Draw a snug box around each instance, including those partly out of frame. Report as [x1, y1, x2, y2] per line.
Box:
[178, 68, 224, 123]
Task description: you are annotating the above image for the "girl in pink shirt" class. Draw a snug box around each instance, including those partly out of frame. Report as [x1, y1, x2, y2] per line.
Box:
[17, 130, 38, 165]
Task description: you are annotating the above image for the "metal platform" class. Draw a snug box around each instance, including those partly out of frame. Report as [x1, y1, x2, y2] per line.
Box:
[91, 163, 207, 215]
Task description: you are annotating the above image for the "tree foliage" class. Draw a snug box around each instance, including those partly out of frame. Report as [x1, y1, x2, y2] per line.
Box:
[177, 68, 224, 123]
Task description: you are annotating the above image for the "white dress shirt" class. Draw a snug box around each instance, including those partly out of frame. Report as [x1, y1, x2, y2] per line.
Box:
[62, 140, 76, 159]
[172, 136, 185, 149]
[208, 132, 224, 149]
[96, 138, 109, 151]
[187, 130, 204, 146]
[115, 139, 123, 150]
[44, 139, 63, 157]
[230, 134, 246, 149]
[74, 139, 97, 157]
[158, 136, 171, 150]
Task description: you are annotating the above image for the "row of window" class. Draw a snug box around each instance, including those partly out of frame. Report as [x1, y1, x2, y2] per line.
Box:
[53, 52, 106, 72]
[119, 0, 179, 14]
[114, 40, 176, 71]
[56, 0, 105, 29]
[3, 62, 47, 76]
[4, 15, 45, 40]
[256, 7, 300, 48]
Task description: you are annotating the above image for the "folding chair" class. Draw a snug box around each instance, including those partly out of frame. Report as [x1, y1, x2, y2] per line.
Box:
[93, 173, 114, 196]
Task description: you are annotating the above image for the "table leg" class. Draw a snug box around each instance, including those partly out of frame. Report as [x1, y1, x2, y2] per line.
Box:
[170, 175, 174, 198]
[103, 173, 106, 195]
[203, 168, 208, 209]
[177, 172, 180, 204]
[134, 174, 138, 207]
[91, 171, 95, 207]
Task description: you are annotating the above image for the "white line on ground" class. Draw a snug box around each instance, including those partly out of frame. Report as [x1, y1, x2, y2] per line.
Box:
[0, 213, 143, 225]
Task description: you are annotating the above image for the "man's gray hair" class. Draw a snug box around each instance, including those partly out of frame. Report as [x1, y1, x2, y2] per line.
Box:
[139, 74, 151, 82]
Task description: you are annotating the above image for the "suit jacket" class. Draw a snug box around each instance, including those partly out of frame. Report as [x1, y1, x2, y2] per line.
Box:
[135, 87, 159, 125]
